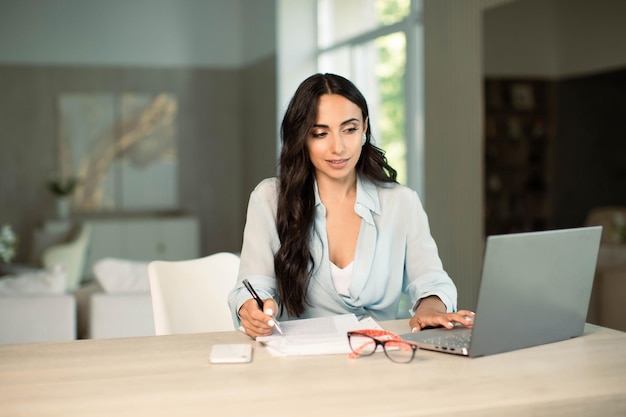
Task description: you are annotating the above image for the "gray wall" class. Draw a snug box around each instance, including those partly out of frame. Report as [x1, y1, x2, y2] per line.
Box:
[0, 0, 275, 68]
[484, 0, 626, 78]
[0, 1, 277, 263]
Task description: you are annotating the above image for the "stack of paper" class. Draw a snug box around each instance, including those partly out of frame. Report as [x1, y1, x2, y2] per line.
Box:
[256, 314, 382, 356]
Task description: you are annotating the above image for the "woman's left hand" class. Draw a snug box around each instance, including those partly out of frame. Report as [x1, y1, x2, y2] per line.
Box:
[409, 295, 475, 332]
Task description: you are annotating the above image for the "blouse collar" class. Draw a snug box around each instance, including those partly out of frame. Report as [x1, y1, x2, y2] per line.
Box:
[313, 175, 381, 225]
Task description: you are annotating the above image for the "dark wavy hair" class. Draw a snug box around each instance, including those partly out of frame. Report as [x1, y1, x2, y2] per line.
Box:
[275, 73, 397, 317]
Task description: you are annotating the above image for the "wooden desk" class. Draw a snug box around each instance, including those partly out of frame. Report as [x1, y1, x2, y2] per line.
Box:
[1, 321, 625, 417]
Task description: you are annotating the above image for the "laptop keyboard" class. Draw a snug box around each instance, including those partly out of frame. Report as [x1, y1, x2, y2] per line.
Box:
[420, 329, 472, 349]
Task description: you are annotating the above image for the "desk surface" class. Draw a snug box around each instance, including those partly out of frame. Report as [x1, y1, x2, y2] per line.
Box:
[1, 321, 625, 417]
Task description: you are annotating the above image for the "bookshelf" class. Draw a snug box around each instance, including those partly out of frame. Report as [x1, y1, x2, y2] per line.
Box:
[484, 78, 556, 236]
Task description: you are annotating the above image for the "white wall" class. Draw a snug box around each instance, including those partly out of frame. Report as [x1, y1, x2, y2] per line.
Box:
[276, 0, 318, 159]
[0, 0, 275, 68]
[556, 0, 626, 77]
[483, 0, 560, 77]
[241, 0, 277, 65]
[276, 0, 317, 116]
[484, 0, 626, 78]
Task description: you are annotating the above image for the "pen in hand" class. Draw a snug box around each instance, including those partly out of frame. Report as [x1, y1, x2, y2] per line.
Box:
[242, 279, 283, 334]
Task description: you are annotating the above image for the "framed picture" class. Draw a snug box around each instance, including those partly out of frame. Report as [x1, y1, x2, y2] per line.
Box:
[57, 93, 179, 213]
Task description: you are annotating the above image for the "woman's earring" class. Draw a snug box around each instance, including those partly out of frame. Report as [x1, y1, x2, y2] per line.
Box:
[362, 134, 367, 146]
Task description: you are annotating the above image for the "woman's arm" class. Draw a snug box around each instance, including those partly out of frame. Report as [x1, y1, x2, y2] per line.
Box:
[403, 189, 457, 312]
[227, 179, 281, 329]
[402, 189, 475, 330]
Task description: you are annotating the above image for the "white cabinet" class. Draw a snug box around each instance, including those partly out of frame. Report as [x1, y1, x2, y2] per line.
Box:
[43, 217, 200, 279]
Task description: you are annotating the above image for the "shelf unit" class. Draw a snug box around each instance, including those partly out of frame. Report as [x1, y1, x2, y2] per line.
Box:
[484, 78, 556, 236]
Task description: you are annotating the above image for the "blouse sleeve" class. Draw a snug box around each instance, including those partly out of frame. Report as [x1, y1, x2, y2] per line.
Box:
[404, 189, 457, 313]
[227, 179, 281, 326]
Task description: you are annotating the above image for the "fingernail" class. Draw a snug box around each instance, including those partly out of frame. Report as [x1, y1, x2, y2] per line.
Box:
[448, 322, 454, 327]
[268, 319, 275, 327]
[265, 308, 274, 316]
[411, 327, 419, 333]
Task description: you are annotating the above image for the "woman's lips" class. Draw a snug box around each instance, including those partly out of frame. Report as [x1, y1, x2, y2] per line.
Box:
[326, 158, 349, 169]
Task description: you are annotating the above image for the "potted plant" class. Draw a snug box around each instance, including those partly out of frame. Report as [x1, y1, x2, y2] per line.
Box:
[0, 224, 17, 264]
[46, 176, 80, 219]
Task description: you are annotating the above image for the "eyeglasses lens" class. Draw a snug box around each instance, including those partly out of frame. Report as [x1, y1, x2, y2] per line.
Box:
[349, 334, 377, 356]
[383, 340, 415, 363]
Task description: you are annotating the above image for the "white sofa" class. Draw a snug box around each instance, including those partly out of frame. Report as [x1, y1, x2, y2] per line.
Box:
[0, 266, 76, 345]
[74, 281, 154, 339]
[1, 216, 199, 342]
[0, 295, 76, 344]
[91, 292, 155, 339]
[0, 280, 154, 343]
[0, 259, 155, 343]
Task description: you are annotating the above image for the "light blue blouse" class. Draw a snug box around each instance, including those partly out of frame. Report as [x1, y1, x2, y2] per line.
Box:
[228, 176, 457, 326]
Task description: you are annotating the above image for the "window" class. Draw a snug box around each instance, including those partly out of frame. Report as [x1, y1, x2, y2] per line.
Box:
[316, 0, 422, 187]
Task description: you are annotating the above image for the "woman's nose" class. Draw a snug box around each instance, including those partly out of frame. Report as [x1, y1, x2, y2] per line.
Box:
[330, 134, 345, 154]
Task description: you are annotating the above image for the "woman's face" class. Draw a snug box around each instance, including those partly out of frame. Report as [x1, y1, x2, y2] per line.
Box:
[306, 94, 367, 184]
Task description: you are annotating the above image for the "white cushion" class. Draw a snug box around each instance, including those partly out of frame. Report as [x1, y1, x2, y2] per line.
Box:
[93, 258, 150, 293]
[0, 266, 67, 295]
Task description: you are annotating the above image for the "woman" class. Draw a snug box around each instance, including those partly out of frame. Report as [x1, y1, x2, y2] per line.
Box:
[228, 73, 474, 338]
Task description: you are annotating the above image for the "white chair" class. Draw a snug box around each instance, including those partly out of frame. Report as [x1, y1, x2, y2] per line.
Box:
[585, 206, 626, 245]
[41, 224, 91, 291]
[147, 252, 240, 335]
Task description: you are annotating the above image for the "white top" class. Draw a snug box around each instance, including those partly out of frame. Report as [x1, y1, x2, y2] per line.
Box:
[330, 261, 353, 298]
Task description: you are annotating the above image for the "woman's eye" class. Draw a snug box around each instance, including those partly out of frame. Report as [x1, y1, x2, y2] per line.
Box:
[311, 131, 327, 138]
[343, 127, 358, 134]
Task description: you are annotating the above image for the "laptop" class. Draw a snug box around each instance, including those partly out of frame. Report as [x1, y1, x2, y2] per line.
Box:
[401, 226, 602, 358]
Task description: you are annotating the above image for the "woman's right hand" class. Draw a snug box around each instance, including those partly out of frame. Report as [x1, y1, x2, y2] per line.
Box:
[238, 298, 279, 338]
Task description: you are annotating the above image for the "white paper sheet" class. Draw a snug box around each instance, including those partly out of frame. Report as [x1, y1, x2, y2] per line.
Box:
[256, 314, 383, 356]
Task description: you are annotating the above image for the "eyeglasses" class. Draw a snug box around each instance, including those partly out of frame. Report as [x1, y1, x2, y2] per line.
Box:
[347, 329, 419, 364]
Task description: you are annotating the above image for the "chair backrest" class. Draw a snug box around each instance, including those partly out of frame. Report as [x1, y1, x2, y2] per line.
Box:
[41, 224, 92, 291]
[585, 206, 626, 244]
[147, 252, 240, 335]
